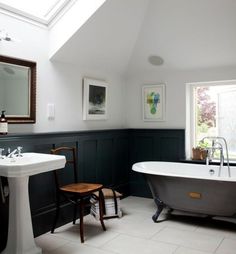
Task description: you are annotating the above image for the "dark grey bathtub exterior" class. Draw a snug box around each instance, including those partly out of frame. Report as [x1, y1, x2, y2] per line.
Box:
[132, 161, 236, 221]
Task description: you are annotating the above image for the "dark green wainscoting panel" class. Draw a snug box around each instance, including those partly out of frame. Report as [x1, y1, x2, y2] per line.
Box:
[0, 128, 184, 250]
[129, 129, 185, 198]
[0, 129, 129, 251]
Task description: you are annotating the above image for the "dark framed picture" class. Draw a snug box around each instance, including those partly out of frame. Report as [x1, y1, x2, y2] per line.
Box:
[83, 78, 108, 120]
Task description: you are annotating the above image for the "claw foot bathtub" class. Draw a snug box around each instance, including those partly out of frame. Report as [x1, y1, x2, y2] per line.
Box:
[132, 161, 236, 222]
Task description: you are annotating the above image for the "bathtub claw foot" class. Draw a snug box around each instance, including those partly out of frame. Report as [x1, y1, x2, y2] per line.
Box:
[152, 213, 160, 222]
[152, 198, 164, 222]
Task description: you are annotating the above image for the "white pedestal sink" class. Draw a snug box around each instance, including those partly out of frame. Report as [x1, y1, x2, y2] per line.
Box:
[0, 153, 66, 254]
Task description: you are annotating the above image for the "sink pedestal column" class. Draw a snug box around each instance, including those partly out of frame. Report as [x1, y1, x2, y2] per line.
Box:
[2, 176, 42, 254]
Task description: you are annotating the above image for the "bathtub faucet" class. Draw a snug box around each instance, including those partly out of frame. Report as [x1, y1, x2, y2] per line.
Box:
[212, 141, 224, 171]
[201, 136, 230, 177]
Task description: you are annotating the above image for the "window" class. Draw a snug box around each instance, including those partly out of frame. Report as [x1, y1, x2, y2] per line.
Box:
[187, 80, 236, 160]
[0, 0, 72, 25]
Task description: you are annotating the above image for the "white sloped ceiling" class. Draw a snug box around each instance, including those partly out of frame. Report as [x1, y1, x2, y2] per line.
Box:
[51, 0, 236, 75]
[50, 0, 150, 75]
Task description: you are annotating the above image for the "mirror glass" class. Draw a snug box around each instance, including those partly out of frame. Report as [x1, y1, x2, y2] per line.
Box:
[0, 55, 36, 123]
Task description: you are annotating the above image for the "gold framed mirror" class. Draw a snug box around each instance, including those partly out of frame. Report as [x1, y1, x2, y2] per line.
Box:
[0, 55, 36, 123]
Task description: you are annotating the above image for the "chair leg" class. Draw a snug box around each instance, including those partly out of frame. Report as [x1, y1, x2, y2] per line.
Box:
[79, 198, 84, 243]
[98, 190, 106, 231]
[51, 193, 60, 233]
[73, 196, 77, 225]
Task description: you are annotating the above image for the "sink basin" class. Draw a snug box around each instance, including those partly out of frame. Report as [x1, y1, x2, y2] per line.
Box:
[0, 152, 65, 177]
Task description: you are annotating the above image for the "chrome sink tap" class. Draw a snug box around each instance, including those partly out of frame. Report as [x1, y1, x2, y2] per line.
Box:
[0, 148, 4, 159]
[7, 149, 17, 158]
[6, 146, 23, 158]
[16, 146, 23, 157]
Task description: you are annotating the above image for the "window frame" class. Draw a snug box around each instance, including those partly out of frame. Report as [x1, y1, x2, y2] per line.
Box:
[0, 0, 73, 26]
[186, 79, 236, 160]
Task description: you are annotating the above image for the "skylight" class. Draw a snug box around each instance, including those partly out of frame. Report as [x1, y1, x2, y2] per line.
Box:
[0, 0, 72, 25]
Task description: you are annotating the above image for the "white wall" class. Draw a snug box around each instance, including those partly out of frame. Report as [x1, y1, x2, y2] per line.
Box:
[1, 8, 236, 134]
[125, 67, 236, 129]
[0, 13, 126, 133]
[34, 62, 126, 132]
[124, 0, 236, 130]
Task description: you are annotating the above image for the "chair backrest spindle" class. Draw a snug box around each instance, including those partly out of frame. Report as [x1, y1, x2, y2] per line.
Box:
[51, 147, 78, 188]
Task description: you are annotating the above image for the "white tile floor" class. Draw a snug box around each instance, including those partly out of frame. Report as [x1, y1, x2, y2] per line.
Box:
[35, 196, 236, 254]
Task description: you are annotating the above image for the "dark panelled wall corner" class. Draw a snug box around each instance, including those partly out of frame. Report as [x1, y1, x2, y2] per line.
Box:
[0, 128, 185, 250]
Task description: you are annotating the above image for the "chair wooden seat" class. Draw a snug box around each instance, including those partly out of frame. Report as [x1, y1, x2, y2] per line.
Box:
[50, 147, 106, 243]
[60, 183, 103, 195]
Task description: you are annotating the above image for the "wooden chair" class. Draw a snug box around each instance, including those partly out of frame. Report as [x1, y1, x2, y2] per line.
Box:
[50, 147, 106, 243]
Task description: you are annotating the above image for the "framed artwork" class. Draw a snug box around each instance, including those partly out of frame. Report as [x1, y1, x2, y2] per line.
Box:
[142, 84, 165, 121]
[83, 78, 108, 120]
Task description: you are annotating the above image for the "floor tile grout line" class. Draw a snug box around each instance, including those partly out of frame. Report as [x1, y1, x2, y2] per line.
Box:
[149, 225, 168, 240]
[145, 226, 167, 240]
[149, 226, 224, 253]
[98, 236, 123, 254]
[49, 226, 122, 249]
[151, 237, 217, 254]
[173, 245, 215, 254]
[91, 232, 122, 249]
[111, 230, 180, 250]
[212, 237, 225, 254]
[172, 245, 184, 254]
[47, 231, 83, 243]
